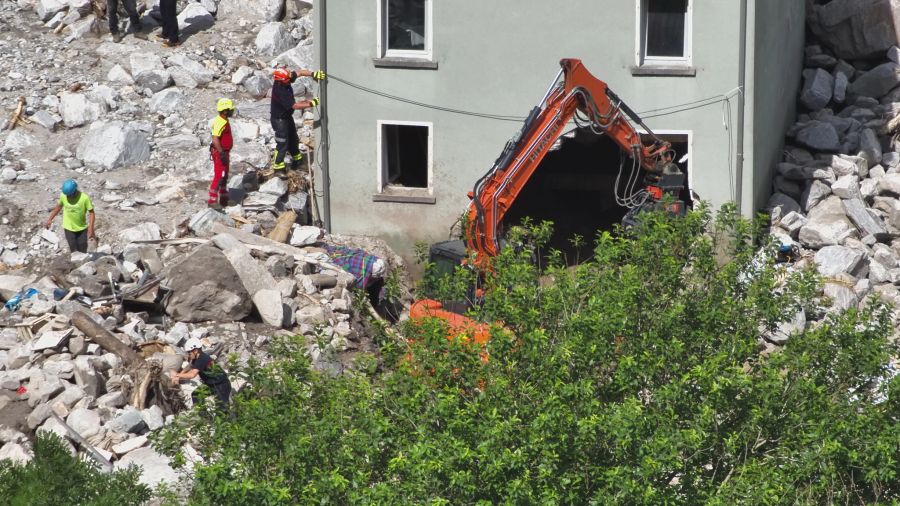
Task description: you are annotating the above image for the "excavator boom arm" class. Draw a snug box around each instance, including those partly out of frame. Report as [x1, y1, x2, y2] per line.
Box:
[466, 58, 674, 265]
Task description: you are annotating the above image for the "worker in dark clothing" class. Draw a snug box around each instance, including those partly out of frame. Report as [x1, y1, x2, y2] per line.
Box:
[157, 0, 179, 48]
[270, 67, 325, 178]
[107, 0, 143, 43]
[171, 338, 232, 411]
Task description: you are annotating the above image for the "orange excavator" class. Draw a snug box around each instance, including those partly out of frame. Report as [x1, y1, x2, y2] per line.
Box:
[410, 58, 686, 341]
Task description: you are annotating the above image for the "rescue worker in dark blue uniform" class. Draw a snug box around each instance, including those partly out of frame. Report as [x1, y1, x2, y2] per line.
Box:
[270, 67, 325, 178]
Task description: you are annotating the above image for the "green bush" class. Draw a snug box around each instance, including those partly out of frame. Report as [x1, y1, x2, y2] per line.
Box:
[0, 434, 150, 505]
[157, 205, 900, 504]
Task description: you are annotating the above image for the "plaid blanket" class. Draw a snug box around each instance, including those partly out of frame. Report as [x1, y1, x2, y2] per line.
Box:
[323, 244, 379, 290]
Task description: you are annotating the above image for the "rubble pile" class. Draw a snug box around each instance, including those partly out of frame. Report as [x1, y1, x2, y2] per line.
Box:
[766, 9, 900, 345]
[0, 0, 415, 488]
[0, 0, 318, 271]
[0, 209, 404, 486]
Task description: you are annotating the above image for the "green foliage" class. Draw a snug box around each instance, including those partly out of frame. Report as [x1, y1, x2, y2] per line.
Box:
[158, 206, 900, 504]
[0, 434, 150, 505]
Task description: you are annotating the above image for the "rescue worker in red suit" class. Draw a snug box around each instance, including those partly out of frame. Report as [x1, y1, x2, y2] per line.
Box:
[208, 98, 235, 210]
[270, 68, 325, 178]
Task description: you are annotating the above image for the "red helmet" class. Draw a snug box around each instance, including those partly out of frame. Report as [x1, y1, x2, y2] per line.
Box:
[272, 68, 292, 84]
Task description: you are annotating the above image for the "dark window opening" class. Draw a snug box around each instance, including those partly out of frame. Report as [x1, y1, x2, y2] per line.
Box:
[503, 129, 689, 265]
[383, 124, 429, 189]
[645, 0, 687, 58]
[387, 0, 426, 51]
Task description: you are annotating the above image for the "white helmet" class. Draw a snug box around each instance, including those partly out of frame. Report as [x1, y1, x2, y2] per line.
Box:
[184, 338, 203, 353]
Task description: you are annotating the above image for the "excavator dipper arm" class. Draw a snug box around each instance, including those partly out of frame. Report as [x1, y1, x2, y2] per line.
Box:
[466, 58, 678, 267]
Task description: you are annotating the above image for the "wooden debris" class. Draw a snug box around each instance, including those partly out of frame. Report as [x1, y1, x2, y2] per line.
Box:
[6, 97, 25, 131]
[266, 211, 297, 243]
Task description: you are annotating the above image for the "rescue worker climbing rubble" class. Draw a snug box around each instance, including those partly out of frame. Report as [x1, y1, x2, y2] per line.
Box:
[270, 67, 325, 178]
[171, 338, 232, 412]
[208, 98, 235, 210]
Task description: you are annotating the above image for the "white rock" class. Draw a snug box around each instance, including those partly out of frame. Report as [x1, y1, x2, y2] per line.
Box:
[59, 92, 104, 128]
[271, 39, 314, 69]
[149, 88, 185, 115]
[255, 22, 295, 57]
[34, 0, 66, 21]
[66, 408, 101, 439]
[119, 222, 161, 243]
[167, 54, 214, 86]
[231, 66, 253, 85]
[259, 176, 288, 196]
[115, 447, 180, 487]
[76, 120, 151, 170]
[289, 225, 322, 246]
[140, 405, 165, 430]
[815, 245, 867, 277]
[177, 2, 215, 31]
[0, 442, 31, 465]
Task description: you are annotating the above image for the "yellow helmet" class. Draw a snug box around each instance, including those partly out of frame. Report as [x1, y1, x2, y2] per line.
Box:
[216, 98, 235, 112]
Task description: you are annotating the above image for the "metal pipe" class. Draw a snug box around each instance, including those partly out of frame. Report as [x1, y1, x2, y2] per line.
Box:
[735, 0, 748, 214]
[318, 0, 332, 230]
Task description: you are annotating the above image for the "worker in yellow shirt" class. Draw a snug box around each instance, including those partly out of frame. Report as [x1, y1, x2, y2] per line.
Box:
[44, 179, 95, 253]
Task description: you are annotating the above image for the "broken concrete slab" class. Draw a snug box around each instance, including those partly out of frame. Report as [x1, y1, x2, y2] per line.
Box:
[210, 234, 285, 327]
[112, 434, 148, 455]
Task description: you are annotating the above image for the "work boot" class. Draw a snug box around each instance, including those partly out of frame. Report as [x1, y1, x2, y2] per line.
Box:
[207, 202, 223, 211]
[111, 33, 123, 43]
[274, 169, 287, 180]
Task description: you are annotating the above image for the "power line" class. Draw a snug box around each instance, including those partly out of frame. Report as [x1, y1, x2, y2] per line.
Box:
[328, 73, 732, 122]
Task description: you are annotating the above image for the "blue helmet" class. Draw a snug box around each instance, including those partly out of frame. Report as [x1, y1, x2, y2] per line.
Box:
[61, 179, 78, 196]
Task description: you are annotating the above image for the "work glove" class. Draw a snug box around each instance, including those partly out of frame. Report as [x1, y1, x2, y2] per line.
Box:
[311, 70, 326, 81]
[309, 97, 320, 107]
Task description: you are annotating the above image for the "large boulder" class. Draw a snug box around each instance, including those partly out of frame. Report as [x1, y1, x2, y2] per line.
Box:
[59, 92, 105, 128]
[800, 68, 834, 111]
[798, 196, 857, 248]
[149, 88, 185, 115]
[814, 245, 867, 277]
[271, 39, 313, 68]
[115, 447, 180, 488]
[76, 121, 150, 170]
[34, 0, 66, 21]
[163, 246, 253, 322]
[848, 62, 900, 99]
[255, 22, 295, 56]
[177, 2, 215, 32]
[167, 54, 214, 86]
[808, 0, 900, 59]
[130, 52, 172, 93]
[794, 121, 841, 152]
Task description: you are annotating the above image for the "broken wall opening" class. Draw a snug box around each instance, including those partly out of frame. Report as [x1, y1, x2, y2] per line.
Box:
[503, 128, 689, 264]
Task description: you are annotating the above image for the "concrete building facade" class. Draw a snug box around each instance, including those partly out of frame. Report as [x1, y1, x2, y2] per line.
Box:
[313, 0, 806, 259]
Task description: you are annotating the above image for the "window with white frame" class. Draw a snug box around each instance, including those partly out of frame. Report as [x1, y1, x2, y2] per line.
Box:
[378, 0, 432, 59]
[377, 121, 432, 195]
[638, 0, 691, 66]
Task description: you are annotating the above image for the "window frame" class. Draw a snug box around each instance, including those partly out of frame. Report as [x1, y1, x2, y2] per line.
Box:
[635, 0, 693, 68]
[375, 120, 434, 202]
[376, 0, 433, 61]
